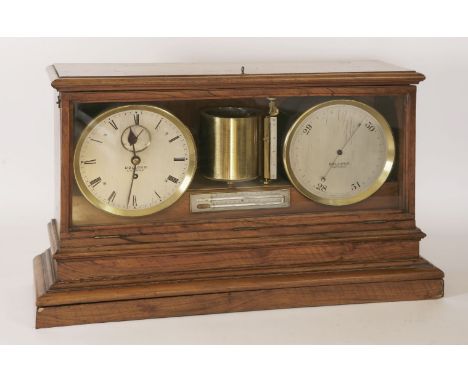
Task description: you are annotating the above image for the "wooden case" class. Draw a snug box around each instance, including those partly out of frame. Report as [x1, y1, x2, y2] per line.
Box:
[34, 61, 444, 328]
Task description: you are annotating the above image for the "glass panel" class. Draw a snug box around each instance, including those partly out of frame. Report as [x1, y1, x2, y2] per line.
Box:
[71, 94, 406, 227]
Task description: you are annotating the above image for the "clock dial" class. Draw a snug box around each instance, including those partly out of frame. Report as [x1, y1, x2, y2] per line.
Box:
[283, 100, 395, 206]
[74, 105, 196, 217]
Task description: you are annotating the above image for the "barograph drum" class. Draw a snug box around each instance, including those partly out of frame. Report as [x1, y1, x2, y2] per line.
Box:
[200, 107, 262, 183]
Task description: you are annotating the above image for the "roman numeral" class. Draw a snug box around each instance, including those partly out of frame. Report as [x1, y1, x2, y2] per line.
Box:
[134, 114, 140, 125]
[173, 157, 186, 162]
[108, 190, 116, 202]
[109, 120, 118, 130]
[167, 175, 179, 183]
[154, 191, 162, 201]
[155, 118, 162, 130]
[81, 159, 96, 164]
[132, 195, 137, 207]
[169, 135, 180, 143]
[89, 177, 102, 188]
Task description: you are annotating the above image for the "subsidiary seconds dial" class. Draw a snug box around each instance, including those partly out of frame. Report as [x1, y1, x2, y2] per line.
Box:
[74, 105, 197, 217]
[283, 100, 395, 206]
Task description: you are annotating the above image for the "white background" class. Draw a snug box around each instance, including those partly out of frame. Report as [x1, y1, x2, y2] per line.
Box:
[1, 37, 468, 344]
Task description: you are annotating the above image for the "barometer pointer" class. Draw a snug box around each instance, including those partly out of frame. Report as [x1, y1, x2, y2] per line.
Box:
[321, 121, 363, 181]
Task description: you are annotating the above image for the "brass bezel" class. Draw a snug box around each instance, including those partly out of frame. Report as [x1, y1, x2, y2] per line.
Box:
[283, 99, 395, 206]
[73, 105, 197, 217]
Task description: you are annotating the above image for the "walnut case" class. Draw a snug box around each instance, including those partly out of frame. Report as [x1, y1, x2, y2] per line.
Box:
[33, 61, 444, 328]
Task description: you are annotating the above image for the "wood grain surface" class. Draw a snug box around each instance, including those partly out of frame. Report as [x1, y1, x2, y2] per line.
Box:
[35, 250, 443, 328]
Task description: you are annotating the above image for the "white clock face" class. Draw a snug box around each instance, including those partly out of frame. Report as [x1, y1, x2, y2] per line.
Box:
[283, 100, 395, 206]
[74, 105, 196, 217]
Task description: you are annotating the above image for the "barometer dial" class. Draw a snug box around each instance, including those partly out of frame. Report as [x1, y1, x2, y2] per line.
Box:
[283, 100, 395, 206]
[74, 105, 196, 217]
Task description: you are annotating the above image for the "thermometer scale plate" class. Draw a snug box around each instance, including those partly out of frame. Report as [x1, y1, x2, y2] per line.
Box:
[190, 189, 290, 212]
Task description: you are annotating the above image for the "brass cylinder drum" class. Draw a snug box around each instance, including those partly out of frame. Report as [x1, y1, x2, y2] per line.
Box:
[200, 107, 261, 182]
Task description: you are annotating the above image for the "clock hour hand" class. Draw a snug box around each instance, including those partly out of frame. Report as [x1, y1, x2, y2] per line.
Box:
[127, 127, 138, 146]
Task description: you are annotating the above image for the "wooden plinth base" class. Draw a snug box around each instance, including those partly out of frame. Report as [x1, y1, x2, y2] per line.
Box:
[34, 251, 444, 329]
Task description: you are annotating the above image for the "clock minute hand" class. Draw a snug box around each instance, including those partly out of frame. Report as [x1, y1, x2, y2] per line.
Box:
[136, 127, 145, 139]
[127, 144, 139, 207]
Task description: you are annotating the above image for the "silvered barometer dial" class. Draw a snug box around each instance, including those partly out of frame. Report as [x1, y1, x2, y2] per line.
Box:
[74, 105, 197, 217]
[283, 100, 395, 206]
